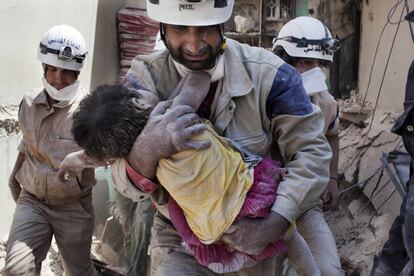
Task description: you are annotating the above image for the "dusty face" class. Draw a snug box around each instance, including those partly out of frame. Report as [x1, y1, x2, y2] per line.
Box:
[294, 58, 321, 73]
[44, 64, 78, 90]
[163, 24, 222, 71]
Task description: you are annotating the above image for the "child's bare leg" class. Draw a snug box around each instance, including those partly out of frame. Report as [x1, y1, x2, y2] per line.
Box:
[285, 229, 321, 276]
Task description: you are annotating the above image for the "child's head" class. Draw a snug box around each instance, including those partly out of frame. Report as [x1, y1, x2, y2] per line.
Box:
[72, 85, 148, 161]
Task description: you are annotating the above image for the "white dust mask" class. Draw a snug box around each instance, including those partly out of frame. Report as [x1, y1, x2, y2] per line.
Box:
[301, 67, 328, 96]
[42, 77, 80, 102]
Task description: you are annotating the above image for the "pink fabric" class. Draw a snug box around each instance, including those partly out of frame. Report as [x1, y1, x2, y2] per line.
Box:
[125, 161, 159, 193]
[168, 158, 288, 271]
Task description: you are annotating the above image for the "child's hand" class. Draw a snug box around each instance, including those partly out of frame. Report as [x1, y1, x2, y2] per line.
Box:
[58, 150, 86, 182]
[58, 150, 113, 182]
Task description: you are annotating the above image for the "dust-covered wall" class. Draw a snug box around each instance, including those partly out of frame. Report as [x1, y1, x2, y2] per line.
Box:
[359, 0, 414, 113]
[0, 0, 126, 238]
[0, 0, 99, 106]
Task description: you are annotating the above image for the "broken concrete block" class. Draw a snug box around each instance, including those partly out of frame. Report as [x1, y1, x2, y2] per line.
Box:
[234, 15, 254, 33]
[347, 199, 365, 218]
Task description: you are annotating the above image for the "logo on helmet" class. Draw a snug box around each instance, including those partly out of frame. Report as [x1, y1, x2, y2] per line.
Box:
[179, 3, 195, 11]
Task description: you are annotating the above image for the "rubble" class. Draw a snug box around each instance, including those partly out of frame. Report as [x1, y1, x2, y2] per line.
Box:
[326, 89, 405, 275]
[338, 90, 373, 127]
[234, 15, 255, 33]
[0, 105, 19, 136]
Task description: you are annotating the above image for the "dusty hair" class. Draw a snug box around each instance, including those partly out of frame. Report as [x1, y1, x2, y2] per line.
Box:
[72, 85, 147, 161]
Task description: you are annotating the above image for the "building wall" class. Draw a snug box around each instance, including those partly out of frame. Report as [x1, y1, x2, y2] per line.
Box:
[0, 0, 99, 106]
[0, 0, 125, 238]
[359, 0, 414, 113]
[90, 0, 126, 90]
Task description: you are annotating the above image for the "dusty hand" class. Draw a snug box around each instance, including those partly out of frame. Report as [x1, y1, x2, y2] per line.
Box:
[128, 100, 211, 177]
[221, 211, 290, 255]
[322, 178, 339, 211]
[9, 176, 21, 202]
[57, 150, 100, 182]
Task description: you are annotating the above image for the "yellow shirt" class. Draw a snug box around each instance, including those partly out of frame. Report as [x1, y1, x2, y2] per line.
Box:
[156, 122, 254, 244]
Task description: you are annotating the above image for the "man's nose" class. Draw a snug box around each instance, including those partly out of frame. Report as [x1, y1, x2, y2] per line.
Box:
[54, 70, 64, 84]
[185, 27, 205, 54]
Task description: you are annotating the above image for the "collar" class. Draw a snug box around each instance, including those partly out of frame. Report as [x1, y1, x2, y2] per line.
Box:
[156, 39, 254, 99]
[33, 88, 80, 108]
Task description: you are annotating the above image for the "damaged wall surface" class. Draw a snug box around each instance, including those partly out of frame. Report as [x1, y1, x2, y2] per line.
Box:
[0, 0, 125, 238]
[359, 0, 414, 112]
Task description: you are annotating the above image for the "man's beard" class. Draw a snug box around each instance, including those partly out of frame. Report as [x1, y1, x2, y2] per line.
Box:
[168, 43, 221, 71]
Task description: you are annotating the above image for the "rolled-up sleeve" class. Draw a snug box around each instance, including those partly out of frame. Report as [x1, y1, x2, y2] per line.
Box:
[266, 64, 332, 222]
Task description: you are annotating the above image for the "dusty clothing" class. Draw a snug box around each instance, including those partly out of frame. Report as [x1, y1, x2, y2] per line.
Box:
[3, 191, 96, 276]
[297, 67, 343, 275]
[149, 213, 278, 276]
[111, 38, 331, 273]
[168, 157, 286, 273]
[4, 88, 97, 276]
[16, 88, 95, 205]
[371, 60, 414, 275]
[157, 122, 255, 244]
[296, 208, 344, 276]
[110, 192, 155, 276]
[112, 38, 331, 223]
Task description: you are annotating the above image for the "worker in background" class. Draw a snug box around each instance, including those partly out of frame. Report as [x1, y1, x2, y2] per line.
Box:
[370, 10, 414, 276]
[272, 16, 344, 276]
[2, 25, 98, 276]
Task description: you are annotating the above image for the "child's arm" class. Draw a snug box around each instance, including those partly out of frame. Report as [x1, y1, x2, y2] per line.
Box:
[170, 71, 211, 111]
[57, 150, 111, 182]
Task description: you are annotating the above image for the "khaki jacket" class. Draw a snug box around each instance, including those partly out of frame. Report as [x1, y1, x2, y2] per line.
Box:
[112, 39, 332, 222]
[310, 90, 339, 136]
[16, 88, 95, 205]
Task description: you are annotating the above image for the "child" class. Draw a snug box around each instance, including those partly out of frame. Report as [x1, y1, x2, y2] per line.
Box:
[63, 72, 319, 274]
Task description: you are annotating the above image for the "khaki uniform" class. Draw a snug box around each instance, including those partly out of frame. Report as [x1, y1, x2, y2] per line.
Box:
[3, 88, 97, 276]
[295, 88, 344, 276]
[111, 38, 332, 275]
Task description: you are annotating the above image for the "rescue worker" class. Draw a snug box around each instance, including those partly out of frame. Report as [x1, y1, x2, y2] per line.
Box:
[3, 25, 98, 276]
[272, 16, 344, 275]
[370, 10, 414, 276]
[108, 0, 332, 274]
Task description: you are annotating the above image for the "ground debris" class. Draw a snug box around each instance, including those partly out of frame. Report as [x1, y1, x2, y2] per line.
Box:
[0, 119, 20, 135]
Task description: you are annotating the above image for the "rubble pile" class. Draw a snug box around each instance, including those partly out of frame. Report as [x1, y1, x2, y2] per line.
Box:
[338, 90, 374, 127]
[326, 91, 404, 275]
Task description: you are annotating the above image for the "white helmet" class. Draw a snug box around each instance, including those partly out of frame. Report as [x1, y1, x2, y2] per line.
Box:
[272, 16, 340, 62]
[146, 0, 234, 26]
[37, 25, 87, 71]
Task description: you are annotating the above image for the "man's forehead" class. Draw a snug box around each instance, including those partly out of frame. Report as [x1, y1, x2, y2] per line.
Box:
[44, 64, 76, 73]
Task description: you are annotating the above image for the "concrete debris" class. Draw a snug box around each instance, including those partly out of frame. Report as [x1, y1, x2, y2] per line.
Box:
[234, 15, 255, 33]
[339, 90, 373, 126]
[331, 90, 405, 275]
[0, 105, 19, 136]
[0, 119, 20, 136]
